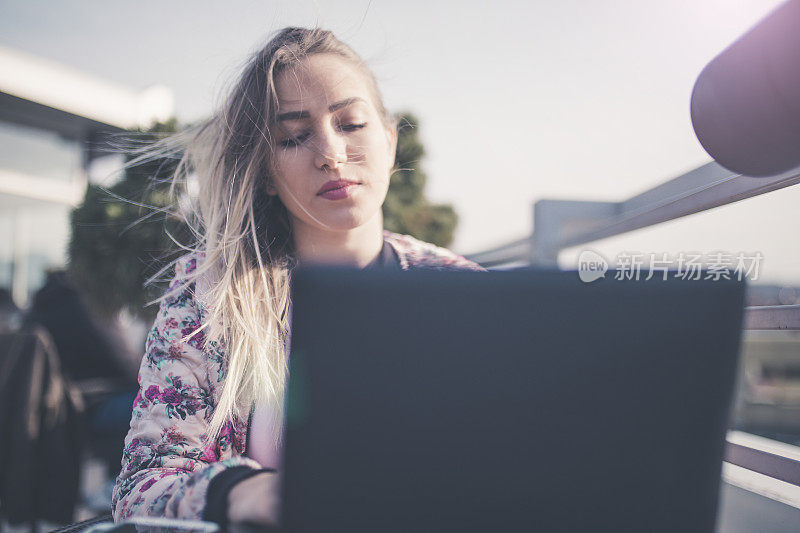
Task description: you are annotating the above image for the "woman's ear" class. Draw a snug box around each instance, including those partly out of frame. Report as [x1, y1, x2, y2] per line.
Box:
[265, 181, 278, 196]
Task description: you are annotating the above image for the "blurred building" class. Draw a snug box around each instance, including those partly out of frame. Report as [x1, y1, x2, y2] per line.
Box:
[0, 44, 173, 307]
[734, 285, 800, 444]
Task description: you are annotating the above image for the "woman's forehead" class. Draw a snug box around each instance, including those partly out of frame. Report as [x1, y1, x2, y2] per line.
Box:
[275, 54, 374, 111]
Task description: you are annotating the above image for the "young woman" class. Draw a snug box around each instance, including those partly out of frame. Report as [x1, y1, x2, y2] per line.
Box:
[112, 27, 482, 527]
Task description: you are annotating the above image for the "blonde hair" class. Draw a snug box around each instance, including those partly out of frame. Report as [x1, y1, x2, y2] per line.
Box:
[154, 28, 396, 443]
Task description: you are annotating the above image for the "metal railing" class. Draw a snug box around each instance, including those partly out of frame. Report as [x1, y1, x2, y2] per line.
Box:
[724, 431, 800, 510]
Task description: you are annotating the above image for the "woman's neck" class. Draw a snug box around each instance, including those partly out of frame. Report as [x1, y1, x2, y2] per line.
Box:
[291, 213, 384, 268]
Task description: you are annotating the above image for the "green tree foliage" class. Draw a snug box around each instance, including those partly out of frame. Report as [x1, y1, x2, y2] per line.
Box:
[383, 113, 457, 248]
[69, 112, 457, 320]
[68, 120, 188, 323]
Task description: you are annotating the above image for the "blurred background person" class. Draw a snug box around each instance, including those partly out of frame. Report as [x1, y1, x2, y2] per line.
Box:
[25, 270, 138, 510]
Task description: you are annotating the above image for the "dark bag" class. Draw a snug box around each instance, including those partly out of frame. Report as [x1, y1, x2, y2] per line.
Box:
[0, 326, 84, 525]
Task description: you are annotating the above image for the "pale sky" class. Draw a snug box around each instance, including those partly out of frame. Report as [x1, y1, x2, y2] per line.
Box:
[3, 0, 798, 283]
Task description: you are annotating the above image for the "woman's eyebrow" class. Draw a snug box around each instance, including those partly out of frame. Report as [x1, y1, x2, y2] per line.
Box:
[277, 97, 367, 122]
[328, 97, 366, 112]
[277, 110, 309, 122]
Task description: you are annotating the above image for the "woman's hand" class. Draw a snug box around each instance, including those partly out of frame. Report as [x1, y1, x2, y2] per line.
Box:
[227, 471, 281, 525]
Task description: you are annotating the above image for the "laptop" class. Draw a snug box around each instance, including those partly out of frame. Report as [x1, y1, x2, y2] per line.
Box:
[283, 269, 745, 532]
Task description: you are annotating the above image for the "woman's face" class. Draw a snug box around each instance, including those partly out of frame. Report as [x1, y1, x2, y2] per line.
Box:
[269, 53, 396, 234]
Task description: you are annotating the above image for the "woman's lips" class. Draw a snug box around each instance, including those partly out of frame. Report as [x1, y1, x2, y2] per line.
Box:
[317, 180, 360, 200]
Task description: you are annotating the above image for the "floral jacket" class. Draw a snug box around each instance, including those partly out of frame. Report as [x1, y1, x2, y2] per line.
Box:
[112, 232, 483, 521]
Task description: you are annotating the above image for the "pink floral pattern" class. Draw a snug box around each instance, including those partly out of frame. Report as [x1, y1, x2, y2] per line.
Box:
[140, 373, 210, 421]
[112, 232, 483, 521]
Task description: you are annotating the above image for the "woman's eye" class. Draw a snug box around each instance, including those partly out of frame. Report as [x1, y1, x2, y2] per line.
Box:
[279, 133, 309, 148]
[340, 123, 367, 132]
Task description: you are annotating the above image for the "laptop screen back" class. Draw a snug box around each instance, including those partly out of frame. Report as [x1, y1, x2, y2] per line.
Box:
[283, 269, 745, 533]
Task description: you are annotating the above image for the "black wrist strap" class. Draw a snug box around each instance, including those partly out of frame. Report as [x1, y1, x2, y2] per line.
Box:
[203, 466, 276, 528]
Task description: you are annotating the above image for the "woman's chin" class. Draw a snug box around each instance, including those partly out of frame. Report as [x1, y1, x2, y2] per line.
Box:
[293, 206, 382, 234]
[320, 212, 377, 232]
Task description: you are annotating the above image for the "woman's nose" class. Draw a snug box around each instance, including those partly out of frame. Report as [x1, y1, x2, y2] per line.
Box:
[312, 125, 347, 170]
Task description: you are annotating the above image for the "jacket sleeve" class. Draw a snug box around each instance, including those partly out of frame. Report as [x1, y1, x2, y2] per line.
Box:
[112, 256, 262, 521]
